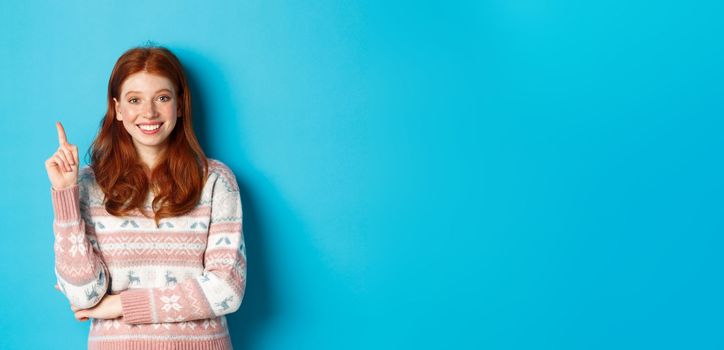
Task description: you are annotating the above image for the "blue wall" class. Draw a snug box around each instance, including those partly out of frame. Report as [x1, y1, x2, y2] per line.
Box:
[1, 0, 723, 349]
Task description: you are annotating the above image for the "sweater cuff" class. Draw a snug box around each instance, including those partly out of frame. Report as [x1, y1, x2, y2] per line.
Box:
[120, 289, 155, 324]
[51, 184, 81, 221]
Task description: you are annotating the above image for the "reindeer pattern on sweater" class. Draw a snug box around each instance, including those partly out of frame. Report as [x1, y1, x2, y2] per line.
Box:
[51, 159, 245, 350]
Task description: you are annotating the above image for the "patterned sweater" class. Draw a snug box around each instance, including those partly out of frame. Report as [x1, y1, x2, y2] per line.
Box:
[51, 159, 246, 350]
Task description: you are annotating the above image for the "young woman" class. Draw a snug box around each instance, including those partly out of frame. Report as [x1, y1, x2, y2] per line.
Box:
[45, 46, 246, 350]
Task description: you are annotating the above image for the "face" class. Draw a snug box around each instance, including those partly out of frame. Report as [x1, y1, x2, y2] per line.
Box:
[114, 72, 180, 154]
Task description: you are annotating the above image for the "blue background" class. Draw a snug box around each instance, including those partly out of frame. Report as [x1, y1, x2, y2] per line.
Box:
[1, 0, 723, 349]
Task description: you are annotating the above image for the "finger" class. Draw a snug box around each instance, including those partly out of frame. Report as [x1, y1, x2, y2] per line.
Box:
[46, 156, 60, 170]
[56, 121, 69, 146]
[54, 284, 59, 291]
[54, 153, 70, 173]
[70, 144, 79, 165]
[60, 146, 75, 166]
[58, 149, 73, 172]
[55, 151, 71, 172]
[75, 311, 89, 321]
[51, 154, 65, 172]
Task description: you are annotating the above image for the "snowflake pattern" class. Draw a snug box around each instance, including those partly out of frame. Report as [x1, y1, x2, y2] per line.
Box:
[160, 294, 182, 312]
[178, 321, 197, 330]
[68, 233, 87, 257]
[164, 315, 185, 323]
[61, 162, 244, 340]
[152, 323, 172, 330]
[202, 319, 217, 329]
[54, 232, 64, 253]
[102, 319, 121, 330]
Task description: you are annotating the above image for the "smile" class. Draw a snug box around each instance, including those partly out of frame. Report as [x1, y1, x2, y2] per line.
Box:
[137, 122, 163, 135]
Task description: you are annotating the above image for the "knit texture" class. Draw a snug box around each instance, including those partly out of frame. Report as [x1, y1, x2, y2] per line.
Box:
[51, 159, 246, 350]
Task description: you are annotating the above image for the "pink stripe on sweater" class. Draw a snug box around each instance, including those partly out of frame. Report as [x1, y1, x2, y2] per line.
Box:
[52, 159, 244, 350]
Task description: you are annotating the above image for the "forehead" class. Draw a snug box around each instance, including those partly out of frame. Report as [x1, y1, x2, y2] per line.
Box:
[120, 72, 175, 94]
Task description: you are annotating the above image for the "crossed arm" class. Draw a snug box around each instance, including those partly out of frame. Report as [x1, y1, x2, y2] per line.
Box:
[53, 170, 246, 324]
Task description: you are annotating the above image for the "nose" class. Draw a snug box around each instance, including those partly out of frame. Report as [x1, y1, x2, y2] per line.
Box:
[141, 100, 159, 119]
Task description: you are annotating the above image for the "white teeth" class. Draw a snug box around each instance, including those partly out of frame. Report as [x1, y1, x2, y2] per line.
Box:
[138, 124, 161, 131]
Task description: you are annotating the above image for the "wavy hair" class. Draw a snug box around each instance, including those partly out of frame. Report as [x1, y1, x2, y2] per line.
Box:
[89, 45, 208, 226]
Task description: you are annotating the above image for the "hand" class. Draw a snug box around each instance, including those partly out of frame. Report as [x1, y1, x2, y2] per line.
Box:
[45, 121, 79, 190]
[55, 284, 86, 320]
[54, 284, 123, 322]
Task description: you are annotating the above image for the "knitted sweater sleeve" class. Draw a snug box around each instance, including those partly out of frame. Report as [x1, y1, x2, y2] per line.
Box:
[119, 168, 247, 324]
[51, 183, 111, 309]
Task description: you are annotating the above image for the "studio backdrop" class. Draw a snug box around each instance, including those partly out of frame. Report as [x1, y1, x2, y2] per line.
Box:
[1, 0, 723, 349]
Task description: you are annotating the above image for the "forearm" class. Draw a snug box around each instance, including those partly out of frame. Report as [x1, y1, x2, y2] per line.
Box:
[52, 184, 110, 308]
[71, 293, 123, 321]
[55, 265, 109, 309]
[119, 262, 246, 324]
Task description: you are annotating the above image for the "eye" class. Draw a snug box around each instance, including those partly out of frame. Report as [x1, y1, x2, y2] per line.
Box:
[158, 95, 171, 102]
[128, 97, 139, 104]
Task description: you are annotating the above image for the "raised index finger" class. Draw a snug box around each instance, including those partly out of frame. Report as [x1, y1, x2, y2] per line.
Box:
[56, 121, 68, 146]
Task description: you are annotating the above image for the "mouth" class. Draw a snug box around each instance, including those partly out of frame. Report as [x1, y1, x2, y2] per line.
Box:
[136, 122, 163, 135]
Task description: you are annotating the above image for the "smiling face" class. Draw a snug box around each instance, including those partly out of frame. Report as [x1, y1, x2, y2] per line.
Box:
[113, 71, 180, 160]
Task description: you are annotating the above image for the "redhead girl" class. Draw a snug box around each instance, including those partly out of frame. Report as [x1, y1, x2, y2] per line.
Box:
[45, 45, 246, 350]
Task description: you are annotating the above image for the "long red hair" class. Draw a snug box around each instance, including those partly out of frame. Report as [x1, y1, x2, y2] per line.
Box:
[90, 46, 209, 226]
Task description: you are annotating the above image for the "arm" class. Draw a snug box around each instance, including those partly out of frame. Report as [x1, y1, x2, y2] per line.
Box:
[52, 184, 110, 309]
[119, 171, 247, 324]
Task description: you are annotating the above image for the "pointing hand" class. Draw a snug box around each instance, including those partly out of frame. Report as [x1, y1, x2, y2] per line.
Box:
[45, 121, 79, 190]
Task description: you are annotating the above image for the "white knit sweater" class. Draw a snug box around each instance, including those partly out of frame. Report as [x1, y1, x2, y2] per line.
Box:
[51, 158, 246, 350]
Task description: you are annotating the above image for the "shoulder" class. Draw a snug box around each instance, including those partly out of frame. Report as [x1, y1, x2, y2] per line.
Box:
[78, 165, 95, 182]
[76, 165, 99, 191]
[77, 165, 100, 190]
[76, 165, 104, 206]
[207, 158, 239, 192]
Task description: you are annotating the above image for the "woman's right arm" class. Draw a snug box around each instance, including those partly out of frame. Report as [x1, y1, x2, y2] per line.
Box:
[51, 184, 110, 309]
[47, 121, 109, 309]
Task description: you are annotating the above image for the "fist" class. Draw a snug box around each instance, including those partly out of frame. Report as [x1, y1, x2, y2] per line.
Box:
[45, 121, 79, 190]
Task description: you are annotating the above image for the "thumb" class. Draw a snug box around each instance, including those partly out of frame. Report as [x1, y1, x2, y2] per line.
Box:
[75, 310, 88, 320]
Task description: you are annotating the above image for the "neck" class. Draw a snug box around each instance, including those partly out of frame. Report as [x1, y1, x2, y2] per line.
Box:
[133, 141, 167, 172]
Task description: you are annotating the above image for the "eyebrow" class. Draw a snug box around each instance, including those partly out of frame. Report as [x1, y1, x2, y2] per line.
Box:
[124, 88, 173, 97]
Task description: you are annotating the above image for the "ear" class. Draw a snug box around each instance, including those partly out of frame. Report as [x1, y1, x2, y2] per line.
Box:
[113, 97, 122, 121]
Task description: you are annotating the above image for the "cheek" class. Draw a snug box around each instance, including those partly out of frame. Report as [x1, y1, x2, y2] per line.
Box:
[119, 105, 140, 119]
[161, 103, 177, 115]
[122, 119, 138, 133]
